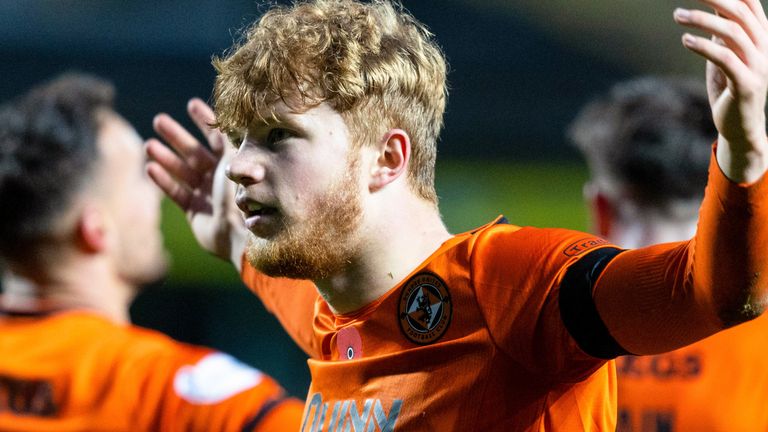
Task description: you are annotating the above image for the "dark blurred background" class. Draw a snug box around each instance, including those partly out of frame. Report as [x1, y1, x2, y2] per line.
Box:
[0, 0, 704, 397]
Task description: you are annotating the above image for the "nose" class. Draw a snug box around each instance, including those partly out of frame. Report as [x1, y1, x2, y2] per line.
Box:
[225, 150, 265, 186]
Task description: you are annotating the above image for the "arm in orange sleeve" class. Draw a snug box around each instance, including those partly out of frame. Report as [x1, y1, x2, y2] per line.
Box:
[241, 254, 320, 357]
[126, 338, 303, 432]
[247, 397, 306, 432]
[592, 151, 768, 355]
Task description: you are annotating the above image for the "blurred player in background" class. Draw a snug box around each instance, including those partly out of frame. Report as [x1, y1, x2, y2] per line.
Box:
[147, 0, 768, 430]
[570, 76, 768, 431]
[0, 73, 302, 431]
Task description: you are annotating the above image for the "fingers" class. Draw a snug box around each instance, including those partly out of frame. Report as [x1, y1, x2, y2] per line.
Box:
[742, 0, 768, 32]
[152, 112, 218, 172]
[187, 98, 216, 132]
[675, 0, 768, 95]
[145, 138, 194, 209]
[145, 137, 200, 188]
[188, 98, 230, 157]
[697, 0, 768, 50]
[675, 6, 761, 67]
[679, 0, 768, 181]
[682, 32, 752, 86]
[146, 158, 192, 209]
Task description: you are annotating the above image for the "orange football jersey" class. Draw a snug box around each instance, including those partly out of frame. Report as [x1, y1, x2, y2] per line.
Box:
[0, 311, 303, 431]
[245, 222, 619, 431]
[241, 154, 768, 431]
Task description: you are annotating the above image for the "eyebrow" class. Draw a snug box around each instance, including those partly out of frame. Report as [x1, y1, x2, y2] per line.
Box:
[248, 111, 306, 134]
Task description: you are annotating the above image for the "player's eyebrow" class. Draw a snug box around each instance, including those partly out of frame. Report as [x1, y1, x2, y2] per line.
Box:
[248, 107, 310, 135]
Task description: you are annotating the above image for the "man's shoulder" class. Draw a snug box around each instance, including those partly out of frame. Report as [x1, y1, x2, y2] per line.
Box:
[33, 313, 214, 364]
[469, 219, 606, 261]
[465, 221, 615, 293]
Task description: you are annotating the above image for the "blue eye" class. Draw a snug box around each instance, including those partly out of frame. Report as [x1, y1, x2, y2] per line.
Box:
[267, 128, 291, 145]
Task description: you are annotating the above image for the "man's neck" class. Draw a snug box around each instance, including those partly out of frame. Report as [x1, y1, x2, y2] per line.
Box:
[2, 257, 134, 324]
[315, 199, 452, 315]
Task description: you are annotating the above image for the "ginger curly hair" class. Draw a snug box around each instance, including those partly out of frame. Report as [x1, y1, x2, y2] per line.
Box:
[213, 0, 447, 204]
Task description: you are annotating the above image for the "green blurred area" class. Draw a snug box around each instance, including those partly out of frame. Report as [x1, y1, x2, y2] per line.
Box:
[161, 160, 590, 284]
[160, 200, 242, 284]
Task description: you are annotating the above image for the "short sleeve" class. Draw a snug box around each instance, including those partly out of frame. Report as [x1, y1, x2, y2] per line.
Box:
[471, 225, 617, 381]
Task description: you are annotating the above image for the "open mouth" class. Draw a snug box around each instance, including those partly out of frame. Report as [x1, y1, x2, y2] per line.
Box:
[236, 199, 281, 233]
[237, 198, 276, 217]
[244, 204, 278, 218]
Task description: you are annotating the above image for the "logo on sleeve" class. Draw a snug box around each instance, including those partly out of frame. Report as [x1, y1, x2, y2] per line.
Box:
[173, 352, 264, 404]
[398, 272, 452, 345]
[563, 237, 608, 257]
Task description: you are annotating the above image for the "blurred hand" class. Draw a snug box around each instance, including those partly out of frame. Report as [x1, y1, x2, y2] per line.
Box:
[145, 98, 247, 270]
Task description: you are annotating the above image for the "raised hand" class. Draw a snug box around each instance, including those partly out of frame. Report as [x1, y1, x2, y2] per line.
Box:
[145, 98, 247, 269]
[674, 0, 768, 183]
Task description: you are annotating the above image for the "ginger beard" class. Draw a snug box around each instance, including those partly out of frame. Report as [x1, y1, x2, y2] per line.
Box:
[245, 155, 363, 280]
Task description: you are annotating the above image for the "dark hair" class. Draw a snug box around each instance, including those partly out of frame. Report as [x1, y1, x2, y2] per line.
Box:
[569, 76, 716, 210]
[0, 73, 115, 261]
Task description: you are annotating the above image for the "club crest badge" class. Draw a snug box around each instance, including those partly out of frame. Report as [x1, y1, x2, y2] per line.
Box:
[398, 272, 452, 345]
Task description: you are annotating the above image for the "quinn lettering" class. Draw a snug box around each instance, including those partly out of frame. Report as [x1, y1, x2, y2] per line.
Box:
[301, 393, 402, 432]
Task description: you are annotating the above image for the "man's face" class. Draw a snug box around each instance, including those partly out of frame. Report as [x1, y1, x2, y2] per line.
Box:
[227, 102, 365, 280]
[97, 113, 168, 285]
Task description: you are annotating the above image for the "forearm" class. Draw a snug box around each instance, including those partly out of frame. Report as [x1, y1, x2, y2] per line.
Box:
[593, 150, 768, 355]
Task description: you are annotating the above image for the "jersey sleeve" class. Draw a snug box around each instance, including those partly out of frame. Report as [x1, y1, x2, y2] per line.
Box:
[122, 333, 303, 432]
[241, 254, 320, 357]
[474, 149, 768, 382]
[471, 224, 618, 381]
[592, 151, 768, 355]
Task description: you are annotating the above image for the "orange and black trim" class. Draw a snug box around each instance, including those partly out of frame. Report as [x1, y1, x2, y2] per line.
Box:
[559, 247, 629, 359]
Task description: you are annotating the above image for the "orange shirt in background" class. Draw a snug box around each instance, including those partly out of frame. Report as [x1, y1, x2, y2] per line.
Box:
[616, 316, 768, 432]
[0, 311, 303, 431]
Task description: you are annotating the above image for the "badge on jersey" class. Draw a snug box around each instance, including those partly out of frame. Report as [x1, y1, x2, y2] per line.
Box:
[398, 272, 452, 345]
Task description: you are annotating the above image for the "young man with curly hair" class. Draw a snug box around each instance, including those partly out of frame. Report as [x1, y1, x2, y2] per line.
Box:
[147, 0, 768, 430]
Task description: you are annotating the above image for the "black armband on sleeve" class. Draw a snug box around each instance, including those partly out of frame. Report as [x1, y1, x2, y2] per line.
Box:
[559, 247, 629, 359]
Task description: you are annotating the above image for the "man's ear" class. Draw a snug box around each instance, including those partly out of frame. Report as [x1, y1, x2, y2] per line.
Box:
[369, 129, 410, 192]
[76, 205, 108, 254]
[584, 182, 614, 238]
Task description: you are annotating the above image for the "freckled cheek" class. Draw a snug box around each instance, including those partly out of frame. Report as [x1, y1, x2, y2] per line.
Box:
[278, 182, 325, 217]
[287, 167, 329, 195]
[276, 156, 341, 208]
